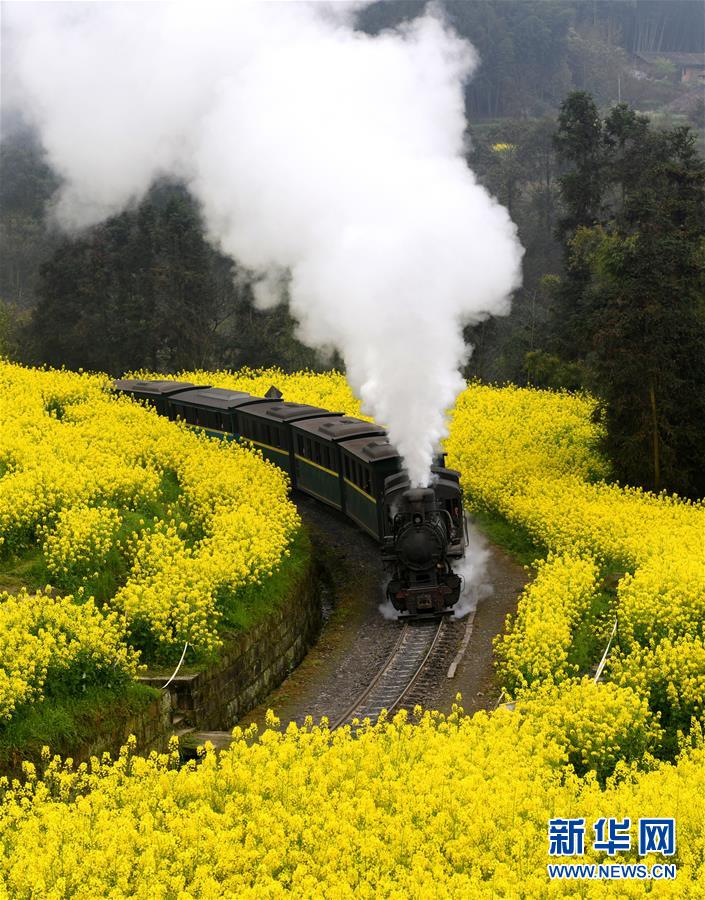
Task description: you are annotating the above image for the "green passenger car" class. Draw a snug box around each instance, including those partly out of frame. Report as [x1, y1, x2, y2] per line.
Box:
[291, 417, 386, 511]
[338, 437, 401, 540]
[112, 379, 207, 416]
[166, 387, 269, 439]
[236, 402, 340, 475]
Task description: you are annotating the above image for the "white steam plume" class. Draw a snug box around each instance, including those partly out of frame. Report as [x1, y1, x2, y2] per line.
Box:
[5, 2, 523, 486]
[452, 520, 493, 620]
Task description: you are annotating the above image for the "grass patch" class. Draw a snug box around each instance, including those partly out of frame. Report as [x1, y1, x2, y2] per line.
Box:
[76, 469, 195, 604]
[0, 547, 49, 594]
[567, 586, 615, 676]
[470, 499, 630, 687]
[0, 468, 194, 603]
[0, 682, 159, 776]
[467, 501, 546, 567]
[218, 526, 311, 633]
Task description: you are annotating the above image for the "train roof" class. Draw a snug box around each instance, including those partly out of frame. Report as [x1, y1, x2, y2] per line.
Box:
[339, 435, 401, 464]
[435, 466, 461, 483]
[240, 400, 342, 424]
[112, 379, 207, 397]
[166, 387, 267, 411]
[385, 466, 462, 494]
[292, 415, 386, 443]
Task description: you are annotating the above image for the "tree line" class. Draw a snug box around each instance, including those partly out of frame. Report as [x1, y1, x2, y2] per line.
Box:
[359, 0, 704, 119]
[0, 162, 328, 374]
[462, 93, 705, 499]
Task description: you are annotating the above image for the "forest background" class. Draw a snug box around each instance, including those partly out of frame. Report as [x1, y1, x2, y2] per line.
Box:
[1, 0, 704, 496]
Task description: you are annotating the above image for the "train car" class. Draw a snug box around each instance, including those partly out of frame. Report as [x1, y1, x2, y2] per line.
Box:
[235, 401, 341, 475]
[338, 436, 402, 539]
[165, 387, 269, 439]
[112, 379, 208, 416]
[291, 416, 385, 511]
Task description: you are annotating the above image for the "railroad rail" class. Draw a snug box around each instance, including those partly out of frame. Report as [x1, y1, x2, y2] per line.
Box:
[331, 618, 445, 729]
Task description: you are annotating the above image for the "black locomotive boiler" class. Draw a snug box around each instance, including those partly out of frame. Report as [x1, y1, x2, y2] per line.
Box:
[112, 379, 469, 617]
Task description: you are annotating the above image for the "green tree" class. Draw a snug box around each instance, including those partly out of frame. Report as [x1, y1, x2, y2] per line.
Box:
[559, 101, 705, 497]
[465, 118, 563, 384]
[28, 181, 326, 375]
[546, 91, 608, 363]
[524, 349, 586, 391]
[554, 91, 606, 237]
[0, 130, 60, 307]
[30, 183, 219, 373]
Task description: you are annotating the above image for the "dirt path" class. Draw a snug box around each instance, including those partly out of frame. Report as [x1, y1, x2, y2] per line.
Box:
[240, 494, 528, 730]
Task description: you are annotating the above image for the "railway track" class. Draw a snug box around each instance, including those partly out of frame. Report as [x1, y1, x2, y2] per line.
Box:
[331, 617, 446, 729]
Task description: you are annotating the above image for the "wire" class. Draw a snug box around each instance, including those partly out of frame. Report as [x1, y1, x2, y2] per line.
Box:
[161, 642, 189, 690]
[593, 617, 618, 684]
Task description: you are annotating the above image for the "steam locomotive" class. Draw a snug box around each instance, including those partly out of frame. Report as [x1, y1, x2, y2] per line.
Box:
[112, 379, 468, 617]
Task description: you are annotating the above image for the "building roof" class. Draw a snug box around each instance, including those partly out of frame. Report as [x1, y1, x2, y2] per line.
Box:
[634, 51, 705, 67]
[292, 415, 386, 443]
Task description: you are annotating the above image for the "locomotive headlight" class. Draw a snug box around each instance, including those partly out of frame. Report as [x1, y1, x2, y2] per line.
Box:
[412, 513, 423, 525]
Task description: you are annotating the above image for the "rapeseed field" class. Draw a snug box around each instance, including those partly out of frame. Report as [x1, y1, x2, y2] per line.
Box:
[2, 364, 704, 896]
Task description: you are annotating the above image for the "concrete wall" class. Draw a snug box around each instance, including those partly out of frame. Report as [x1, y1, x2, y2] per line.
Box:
[1, 690, 172, 779]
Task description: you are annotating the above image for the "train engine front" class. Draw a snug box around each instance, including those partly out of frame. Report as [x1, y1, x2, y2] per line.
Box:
[383, 466, 467, 617]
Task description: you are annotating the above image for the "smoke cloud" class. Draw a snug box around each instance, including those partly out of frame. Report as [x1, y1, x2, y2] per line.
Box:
[452, 520, 493, 620]
[4, 1, 523, 485]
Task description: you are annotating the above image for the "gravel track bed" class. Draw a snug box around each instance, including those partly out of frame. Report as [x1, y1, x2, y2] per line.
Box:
[240, 494, 528, 730]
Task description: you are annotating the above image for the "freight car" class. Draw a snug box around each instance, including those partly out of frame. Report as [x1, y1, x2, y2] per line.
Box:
[113, 379, 468, 617]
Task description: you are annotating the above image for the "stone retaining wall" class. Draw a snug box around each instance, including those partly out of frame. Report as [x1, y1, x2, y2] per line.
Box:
[0, 689, 172, 778]
[76, 690, 173, 762]
[140, 544, 321, 731]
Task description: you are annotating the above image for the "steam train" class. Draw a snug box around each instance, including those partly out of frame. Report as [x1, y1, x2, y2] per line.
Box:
[112, 379, 468, 617]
